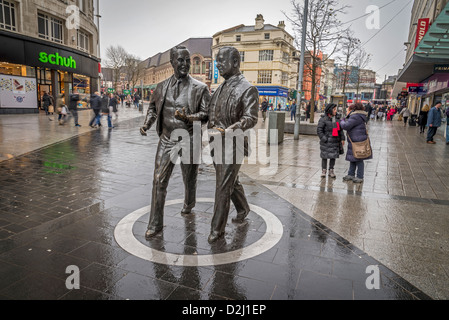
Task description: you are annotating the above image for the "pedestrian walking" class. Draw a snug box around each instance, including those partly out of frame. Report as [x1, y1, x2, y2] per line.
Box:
[418, 104, 430, 134]
[109, 93, 119, 125]
[290, 100, 297, 121]
[100, 93, 113, 129]
[365, 102, 373, 123]
[89, 92, 102, 128]
[42, 92, 53, 116]
[317, 103, 345, 179]
[306, 103, 311, 121]
[340, 102, 372, 183]
[68, 90, 81, 127]
[261, 98, 268, 122]
[426, 102, 442, 144]
[400, 106, 411, 127]
[134, 93, 140, 108]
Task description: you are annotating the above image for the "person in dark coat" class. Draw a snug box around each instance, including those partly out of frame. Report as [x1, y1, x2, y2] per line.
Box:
[290, 100, 297, 121]
[340, 102, 372, 183]
[317, 103, 345, 179]
[418, 104, 430, 134]
[261, 98, 268, 122]
[109, 93, 119, 126]
[68, 90, 81, 127]
[426, 102, 442, 144]
[89, 92, 102, 128]
[99, 93, 111, 128]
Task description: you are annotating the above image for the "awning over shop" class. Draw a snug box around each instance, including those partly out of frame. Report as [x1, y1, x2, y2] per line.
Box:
[397, 2, 449, 83]
[415, 2, 449, 59]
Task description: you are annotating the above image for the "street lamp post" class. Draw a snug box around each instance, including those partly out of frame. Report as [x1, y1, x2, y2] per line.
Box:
[294, 0, 309, 140]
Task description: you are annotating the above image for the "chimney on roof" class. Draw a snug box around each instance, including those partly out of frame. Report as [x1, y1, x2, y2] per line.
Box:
[278, 21, 285, 29]
[255, 14, 265, 30]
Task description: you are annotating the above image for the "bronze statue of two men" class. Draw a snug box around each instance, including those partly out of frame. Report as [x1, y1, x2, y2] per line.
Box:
[140, 45, 259, 244]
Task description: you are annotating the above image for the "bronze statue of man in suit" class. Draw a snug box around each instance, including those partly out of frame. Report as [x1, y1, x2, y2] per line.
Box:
[140, 45, 211, 239]
[176, 46, 259, 243]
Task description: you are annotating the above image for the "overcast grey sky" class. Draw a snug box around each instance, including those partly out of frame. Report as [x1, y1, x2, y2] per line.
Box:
[98, 0, 413, 83]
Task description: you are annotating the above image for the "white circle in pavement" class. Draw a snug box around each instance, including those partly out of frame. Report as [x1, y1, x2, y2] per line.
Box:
[114, 198, 283, 267]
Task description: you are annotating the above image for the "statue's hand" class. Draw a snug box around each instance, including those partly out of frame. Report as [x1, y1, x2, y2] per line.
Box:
[211, 127, 225, 135]
[175, 108, 192, 124]
[140, 125, 149, 136]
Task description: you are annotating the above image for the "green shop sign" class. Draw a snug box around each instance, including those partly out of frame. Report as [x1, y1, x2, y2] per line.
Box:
[39, 52, 77, 69]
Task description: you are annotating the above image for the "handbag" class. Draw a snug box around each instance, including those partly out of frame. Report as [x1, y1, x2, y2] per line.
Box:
[347, 124, 372, 160]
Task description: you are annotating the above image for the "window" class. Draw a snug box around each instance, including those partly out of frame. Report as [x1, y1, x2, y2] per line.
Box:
[77, 0, 85, 12]
[264, 33, 270, 40]
[38, 13, 63, 44]
[282, 52, 290, 63]
[258, 70, 272, 84]
[236, 35, 241, 42]
[281, 72, 288, 86]
[77, 29, 89, 52]
[239, 51, 245, 62]
[0, 0, 16, 31]
[193, 57, 201, 74]
[259, 50, 274, 61]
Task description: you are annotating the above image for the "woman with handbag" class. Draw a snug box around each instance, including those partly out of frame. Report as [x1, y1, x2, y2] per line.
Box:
[340, 102, 373, 184]
[317, 103, 345, 179]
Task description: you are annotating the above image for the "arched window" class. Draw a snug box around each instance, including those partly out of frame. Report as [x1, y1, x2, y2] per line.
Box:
[193, 57, 201, 74]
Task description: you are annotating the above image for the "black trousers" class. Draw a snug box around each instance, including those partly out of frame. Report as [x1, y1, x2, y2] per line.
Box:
[322, 159, 336, 170]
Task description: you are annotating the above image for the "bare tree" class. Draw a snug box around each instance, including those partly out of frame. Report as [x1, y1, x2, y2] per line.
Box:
[338, 29, 360, 96]
[124, 54, 144, 92]
[285, 0, 348, 123]
[105, 45, 128, 92]
[352, 48, 372, 102]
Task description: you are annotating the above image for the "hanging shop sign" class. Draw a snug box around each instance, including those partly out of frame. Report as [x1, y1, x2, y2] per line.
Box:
[415, 18, 430, 50]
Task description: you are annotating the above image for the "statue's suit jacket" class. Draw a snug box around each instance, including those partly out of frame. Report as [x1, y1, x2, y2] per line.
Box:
[143, 75, 210, 136]
[208, 73, 259, 158]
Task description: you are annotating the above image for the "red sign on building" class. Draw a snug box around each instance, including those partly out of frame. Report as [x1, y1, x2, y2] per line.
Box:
[415, 18, 430, 49]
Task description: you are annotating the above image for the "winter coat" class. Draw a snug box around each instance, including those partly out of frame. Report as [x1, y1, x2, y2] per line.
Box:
[109, 97, 119, 112]
[100, 95, 110, 114]
[90, 95, 101, 111]
[340, 111, 373, 162]
[261, 101, 269, 112]
[418, 110, 428, 126]
[317, 114, 345, 160]
[427, 106, 442, 127]
[42, 94, 52, 107]
[68, 94, 80, 110]
[400, 107, 411, 117]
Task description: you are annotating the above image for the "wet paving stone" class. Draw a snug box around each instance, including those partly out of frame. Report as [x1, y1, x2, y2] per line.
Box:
[0, 117, 434, 300]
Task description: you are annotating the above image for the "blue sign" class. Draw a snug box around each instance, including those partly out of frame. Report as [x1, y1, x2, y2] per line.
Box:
[257, 86, 289, 97]
[213, 61, 219, 79]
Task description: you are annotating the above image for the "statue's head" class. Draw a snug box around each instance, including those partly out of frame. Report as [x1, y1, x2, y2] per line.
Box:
[216, 46, 240, 80]
[170, 46, 191, 79]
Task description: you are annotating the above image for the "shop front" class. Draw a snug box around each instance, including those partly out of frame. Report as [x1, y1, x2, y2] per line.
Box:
[257, 86, 289, 110]
[0, 31, 99, 114]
